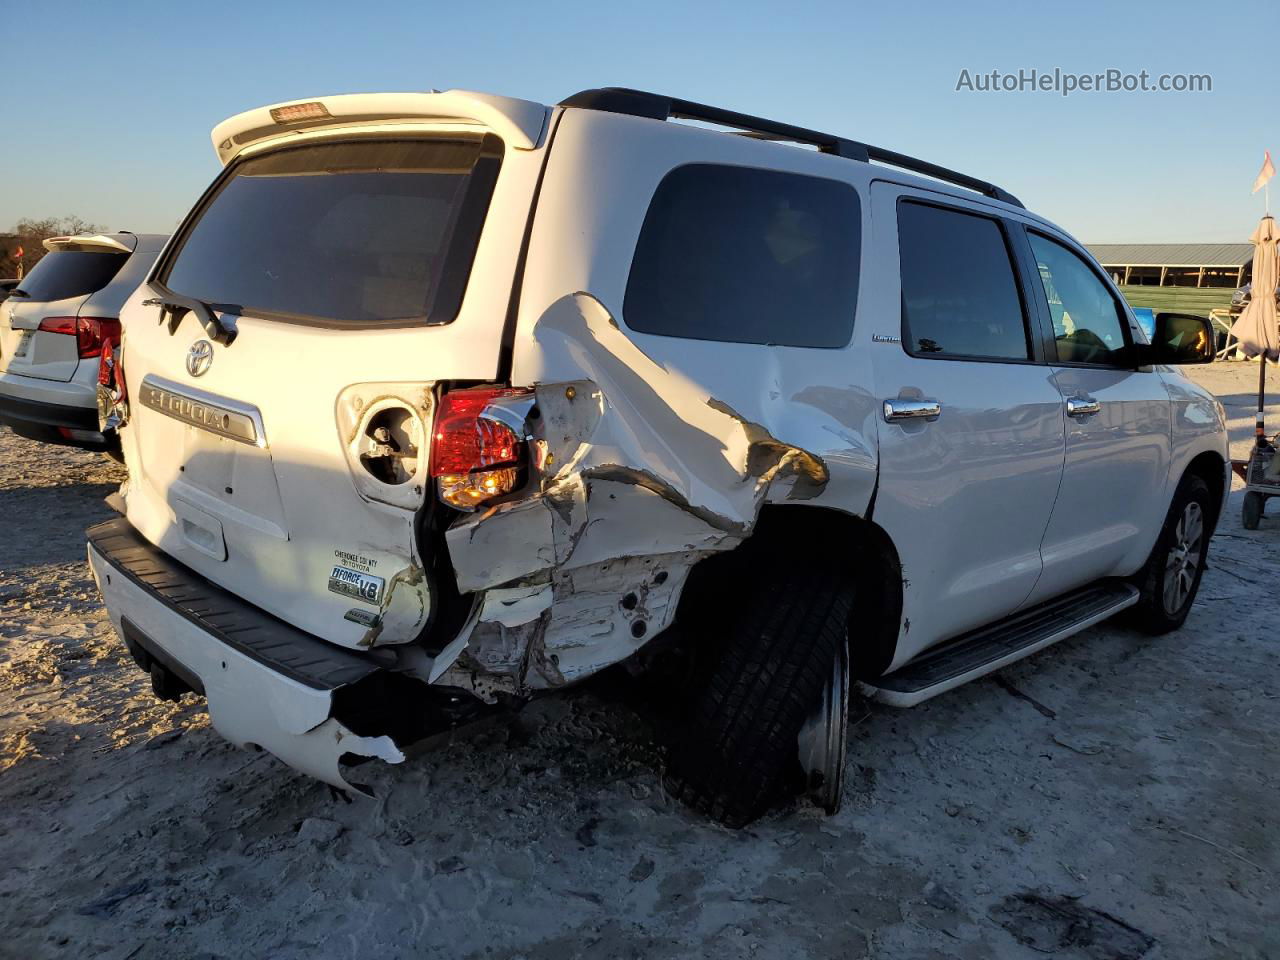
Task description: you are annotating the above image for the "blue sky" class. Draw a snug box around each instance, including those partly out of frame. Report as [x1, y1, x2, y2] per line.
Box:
[5, 0, 1275, 242]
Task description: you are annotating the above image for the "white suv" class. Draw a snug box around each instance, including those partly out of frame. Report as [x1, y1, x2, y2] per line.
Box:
[86, 88, 1228, 825]
[0, 233, 167, 453]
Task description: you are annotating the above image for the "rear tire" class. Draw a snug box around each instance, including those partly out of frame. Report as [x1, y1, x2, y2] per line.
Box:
[1243, 491, 1264, 531]
[1126, 473, 1212, 635]
[663, 568, 853, 828]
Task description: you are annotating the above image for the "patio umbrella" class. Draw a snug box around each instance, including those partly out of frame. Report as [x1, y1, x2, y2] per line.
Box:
[1234, 215, 1280, 361]
[1232, 215, 1280, 449]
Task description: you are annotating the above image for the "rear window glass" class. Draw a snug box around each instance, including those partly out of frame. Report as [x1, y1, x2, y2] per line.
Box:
[14, 250, 127, 302]
[161, 137, 501, 327]
[624, 164, 861, 348]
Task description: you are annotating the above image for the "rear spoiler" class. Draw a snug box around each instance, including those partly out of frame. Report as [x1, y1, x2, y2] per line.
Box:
[43, 234, 137, 254]
[210, 90, 551, 166]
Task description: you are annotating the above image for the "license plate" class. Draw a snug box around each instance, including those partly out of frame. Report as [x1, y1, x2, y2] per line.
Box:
[327, 565, 385, 605]
[12, 330, 32, 357]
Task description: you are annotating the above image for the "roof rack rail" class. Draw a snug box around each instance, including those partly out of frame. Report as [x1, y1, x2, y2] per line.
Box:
[558, 87, 1023, 209]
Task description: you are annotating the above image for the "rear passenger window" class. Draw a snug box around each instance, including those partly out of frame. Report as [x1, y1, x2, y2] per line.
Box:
[897, 201, 1030, 360]
[1027, 233, 1131, 367]
[624, 164, 861, 348]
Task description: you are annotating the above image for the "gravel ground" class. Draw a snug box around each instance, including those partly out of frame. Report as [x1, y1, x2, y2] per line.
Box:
[0, 363, 1277, 959]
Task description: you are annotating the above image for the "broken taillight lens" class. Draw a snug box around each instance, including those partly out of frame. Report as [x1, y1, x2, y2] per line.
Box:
[96, 338, 129, 433]
[430, 386, 531, 510]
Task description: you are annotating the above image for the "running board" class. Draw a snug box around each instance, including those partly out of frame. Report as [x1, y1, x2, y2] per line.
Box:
[864, 580, 1139, 707]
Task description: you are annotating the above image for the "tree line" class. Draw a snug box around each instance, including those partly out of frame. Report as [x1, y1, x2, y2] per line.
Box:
[3, 216, 106, 278]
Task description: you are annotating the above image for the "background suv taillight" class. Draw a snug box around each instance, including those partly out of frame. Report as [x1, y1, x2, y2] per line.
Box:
[430, 386, 532, 510]
[37, 316, 121, 359]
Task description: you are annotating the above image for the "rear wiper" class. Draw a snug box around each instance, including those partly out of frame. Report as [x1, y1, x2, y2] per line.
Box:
[142, 283, 237, 346]
[7, 289, 30, 298]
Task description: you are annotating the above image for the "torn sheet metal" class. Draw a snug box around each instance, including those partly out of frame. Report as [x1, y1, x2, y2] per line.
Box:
[448, 292, 831, 591]
[530, 293, 832, 523]
[447, 474, 587, 593]
[436, 548, 697, 698]
[479, 583, 554, 627]
[357, 562, 430, 648]
[538, 549, 695, 683]
[442, 292, 846, 694]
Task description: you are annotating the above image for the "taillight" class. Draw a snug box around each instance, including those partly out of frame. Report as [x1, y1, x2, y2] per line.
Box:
[97, 338, 123, 393]
[37, 316, 77, 336]
[96, 337, 129, 433]
[38, 316, 121, 359]
[78, 318, 121, 359]
[429, 386, 532, 510]
[97, 342, 113, 388]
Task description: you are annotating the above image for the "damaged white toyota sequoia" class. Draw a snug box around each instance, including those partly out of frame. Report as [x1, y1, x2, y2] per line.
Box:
[87, 88, 1229, 826]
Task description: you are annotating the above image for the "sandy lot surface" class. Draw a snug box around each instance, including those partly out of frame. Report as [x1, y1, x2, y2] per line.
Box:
[1, 363, 1277, 959]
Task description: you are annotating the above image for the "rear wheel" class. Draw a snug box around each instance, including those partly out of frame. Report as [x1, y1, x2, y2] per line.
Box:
[1243, 491, 1265, 531]
[796, 638, 850, 815]
[1127, 473, 1212, 634]
[663, 568, 853, 828]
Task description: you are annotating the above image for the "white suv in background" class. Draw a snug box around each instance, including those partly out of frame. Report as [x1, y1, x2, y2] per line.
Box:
[86, 89, 1228, 826]
[0, 232, 166, 454]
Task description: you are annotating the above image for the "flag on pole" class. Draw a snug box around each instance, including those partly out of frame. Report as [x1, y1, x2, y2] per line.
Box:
[1252, 150, 1275, 193]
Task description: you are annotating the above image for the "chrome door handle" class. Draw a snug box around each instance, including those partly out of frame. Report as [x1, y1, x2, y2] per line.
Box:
[883, 399, 942, 423]
[1066, 396, 1101, 418]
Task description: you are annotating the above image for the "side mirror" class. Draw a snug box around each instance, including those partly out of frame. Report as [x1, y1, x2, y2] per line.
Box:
[1139, 312, 1216, 365]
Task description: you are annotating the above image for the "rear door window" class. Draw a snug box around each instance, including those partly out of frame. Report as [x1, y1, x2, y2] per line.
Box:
[897, 201, 1031, 361]
[13, 251, 128, 302]
[1027, 232, 1131, 366]
[161, 137, 502, 327]
[624, 164, 861, 348]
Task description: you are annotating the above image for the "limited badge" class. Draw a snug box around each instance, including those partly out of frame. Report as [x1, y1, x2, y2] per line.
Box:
[343, 608, 381, 628]
[328, 565, 385, 605]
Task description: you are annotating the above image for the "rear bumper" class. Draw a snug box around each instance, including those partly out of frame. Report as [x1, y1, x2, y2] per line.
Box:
[86, 517, 407, 791]
[0, 389, 114, 451]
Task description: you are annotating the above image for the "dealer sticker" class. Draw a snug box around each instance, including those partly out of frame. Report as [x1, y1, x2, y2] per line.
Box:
[328, 565, 385, 606]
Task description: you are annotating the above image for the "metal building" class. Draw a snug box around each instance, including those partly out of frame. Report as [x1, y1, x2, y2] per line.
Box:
[1085, 243, 1253, 289]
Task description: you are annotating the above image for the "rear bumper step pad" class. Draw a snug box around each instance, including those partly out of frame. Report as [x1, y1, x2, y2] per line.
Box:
[86, 517, 381, 691]
[86, 517, 405, 792]
[865, 580, 1139, 707]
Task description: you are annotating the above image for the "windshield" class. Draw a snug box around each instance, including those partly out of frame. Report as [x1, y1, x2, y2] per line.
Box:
[14, 250, 127, 302]
[162, 137, 502, 327]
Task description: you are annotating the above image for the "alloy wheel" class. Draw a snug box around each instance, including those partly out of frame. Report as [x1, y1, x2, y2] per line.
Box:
[1162, 501, 1204, 615]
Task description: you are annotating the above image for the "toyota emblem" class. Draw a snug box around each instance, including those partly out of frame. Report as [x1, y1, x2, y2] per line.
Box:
[186, 339, 214, 377]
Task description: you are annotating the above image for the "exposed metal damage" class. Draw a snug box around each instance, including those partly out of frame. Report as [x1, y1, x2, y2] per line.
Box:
[435, 293, 832, 700]
[358, 563, 428, 648]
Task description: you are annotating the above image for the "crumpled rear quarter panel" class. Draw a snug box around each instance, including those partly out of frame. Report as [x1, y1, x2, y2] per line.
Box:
[439, 114, 882, 696]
